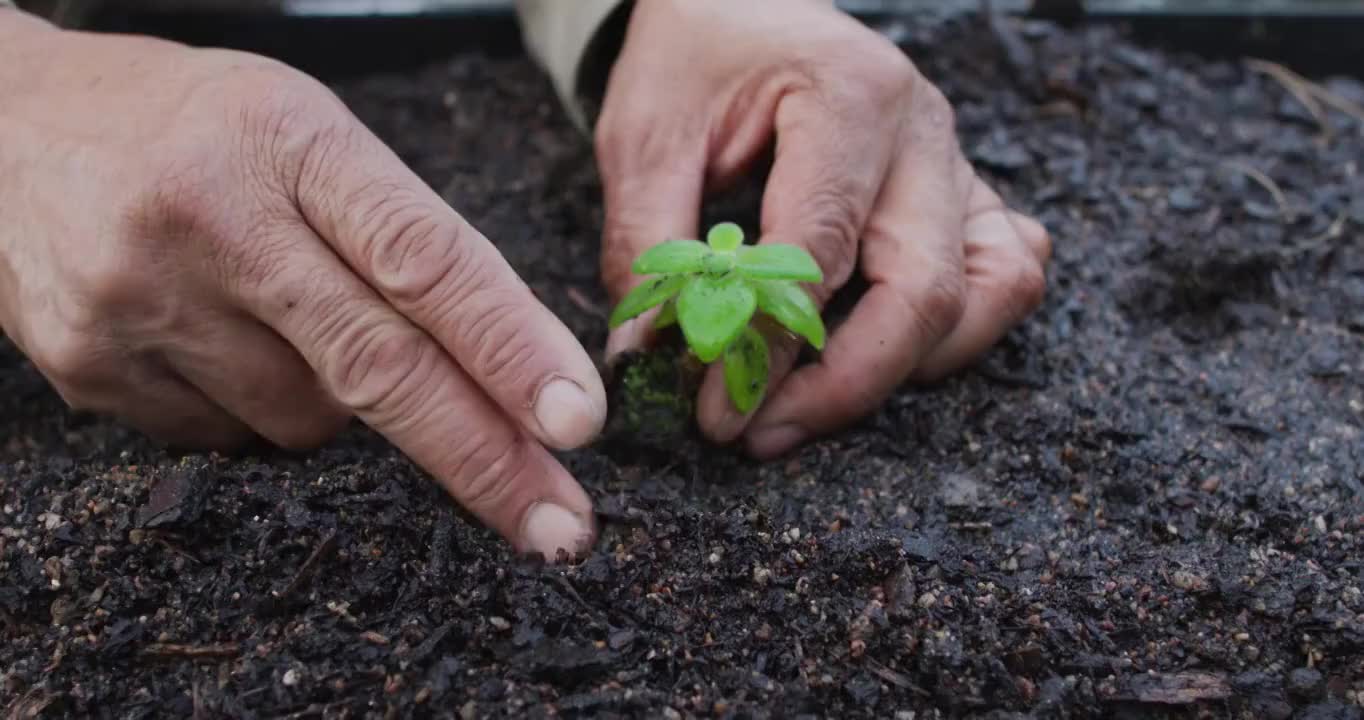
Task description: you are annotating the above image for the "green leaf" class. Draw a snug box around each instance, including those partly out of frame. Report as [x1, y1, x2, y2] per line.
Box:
[724, 326, 769, 414]
[677, 275, 757, 363]
[754, 279, 826, 349]
[706, 222, 745, 252]
[609, 274, 687, 328]
[653, 299, 678, 329]
[735, 244, 823, 283]
[632, 240, 710, 275]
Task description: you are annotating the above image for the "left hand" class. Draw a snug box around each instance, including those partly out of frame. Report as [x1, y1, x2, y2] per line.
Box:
[594, 0, 1050, 458]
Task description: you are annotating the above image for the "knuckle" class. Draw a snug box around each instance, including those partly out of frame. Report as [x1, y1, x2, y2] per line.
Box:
[917, 79, 953, 117]
[231, 66, 352, 196]
[1011, 261, 1048, 312]
[447, 434, 533, 515]
[821, 37, 917, 115]
[897, 267, 966, 342]
[237, 65, 338, 143]
[285, 118, 357, 207]
[595, 112, 698, 177]
[324, 321, 433, 416]
[854, 58, 915, 112]
[459, 295, 539, 387]
[923, 270, 968, 331]
[911, 81, 957, 139]
[801, 189, 862, 295]
[357, 191, 476, 310]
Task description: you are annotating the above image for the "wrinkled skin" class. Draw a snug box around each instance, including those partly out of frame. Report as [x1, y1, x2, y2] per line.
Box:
[597, 0, 1051, 458]
[0, 0, 1049, 559]
[0, 11, 605, 559]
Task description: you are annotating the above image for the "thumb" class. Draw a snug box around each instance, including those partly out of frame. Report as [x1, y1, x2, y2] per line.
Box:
[595, 122, 707, 363]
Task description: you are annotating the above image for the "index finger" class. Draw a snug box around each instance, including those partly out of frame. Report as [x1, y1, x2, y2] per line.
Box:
[695, 85, 898, 442]
[290, 115, 606, 451]
[745, 86, 973, 458]
[228, 213, 598, 560]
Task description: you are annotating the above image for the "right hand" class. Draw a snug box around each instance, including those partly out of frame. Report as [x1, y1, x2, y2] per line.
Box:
[593, 0, 1050, 458]
[0, 11, 605, 560]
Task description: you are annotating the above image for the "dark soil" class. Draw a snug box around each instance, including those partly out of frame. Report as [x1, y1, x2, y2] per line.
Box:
[4, 12, 1364, 719]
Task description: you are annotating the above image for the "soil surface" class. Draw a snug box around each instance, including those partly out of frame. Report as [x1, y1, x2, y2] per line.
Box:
[4, 12, 1364, 720]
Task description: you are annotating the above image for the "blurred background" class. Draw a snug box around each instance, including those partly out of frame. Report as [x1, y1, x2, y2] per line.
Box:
[15, 0, 1362, 80]
[25, 0, 1364, 15]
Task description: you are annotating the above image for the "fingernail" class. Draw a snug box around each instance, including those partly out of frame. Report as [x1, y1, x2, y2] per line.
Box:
[521, 502, 593, 561]
[747, 423, 806, 458]
[534, 378, 604, 449]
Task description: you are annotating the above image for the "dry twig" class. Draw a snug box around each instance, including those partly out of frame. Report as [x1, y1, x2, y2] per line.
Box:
[1220, 160, 1296, 221]
[1246, 58, 1327, 130]
[1303, 209, 1349, 246]
[140, 643, 240, 660]
[1247, 58, 1364, 132]
[274, 532, 339, 602]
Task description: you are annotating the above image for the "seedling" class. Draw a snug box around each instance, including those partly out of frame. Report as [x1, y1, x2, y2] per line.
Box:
[608, 222, 826, 414]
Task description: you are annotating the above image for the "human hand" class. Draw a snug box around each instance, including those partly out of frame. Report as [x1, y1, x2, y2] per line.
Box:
[594, 0, 1050, 458]
[0, 13, 604, 559]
